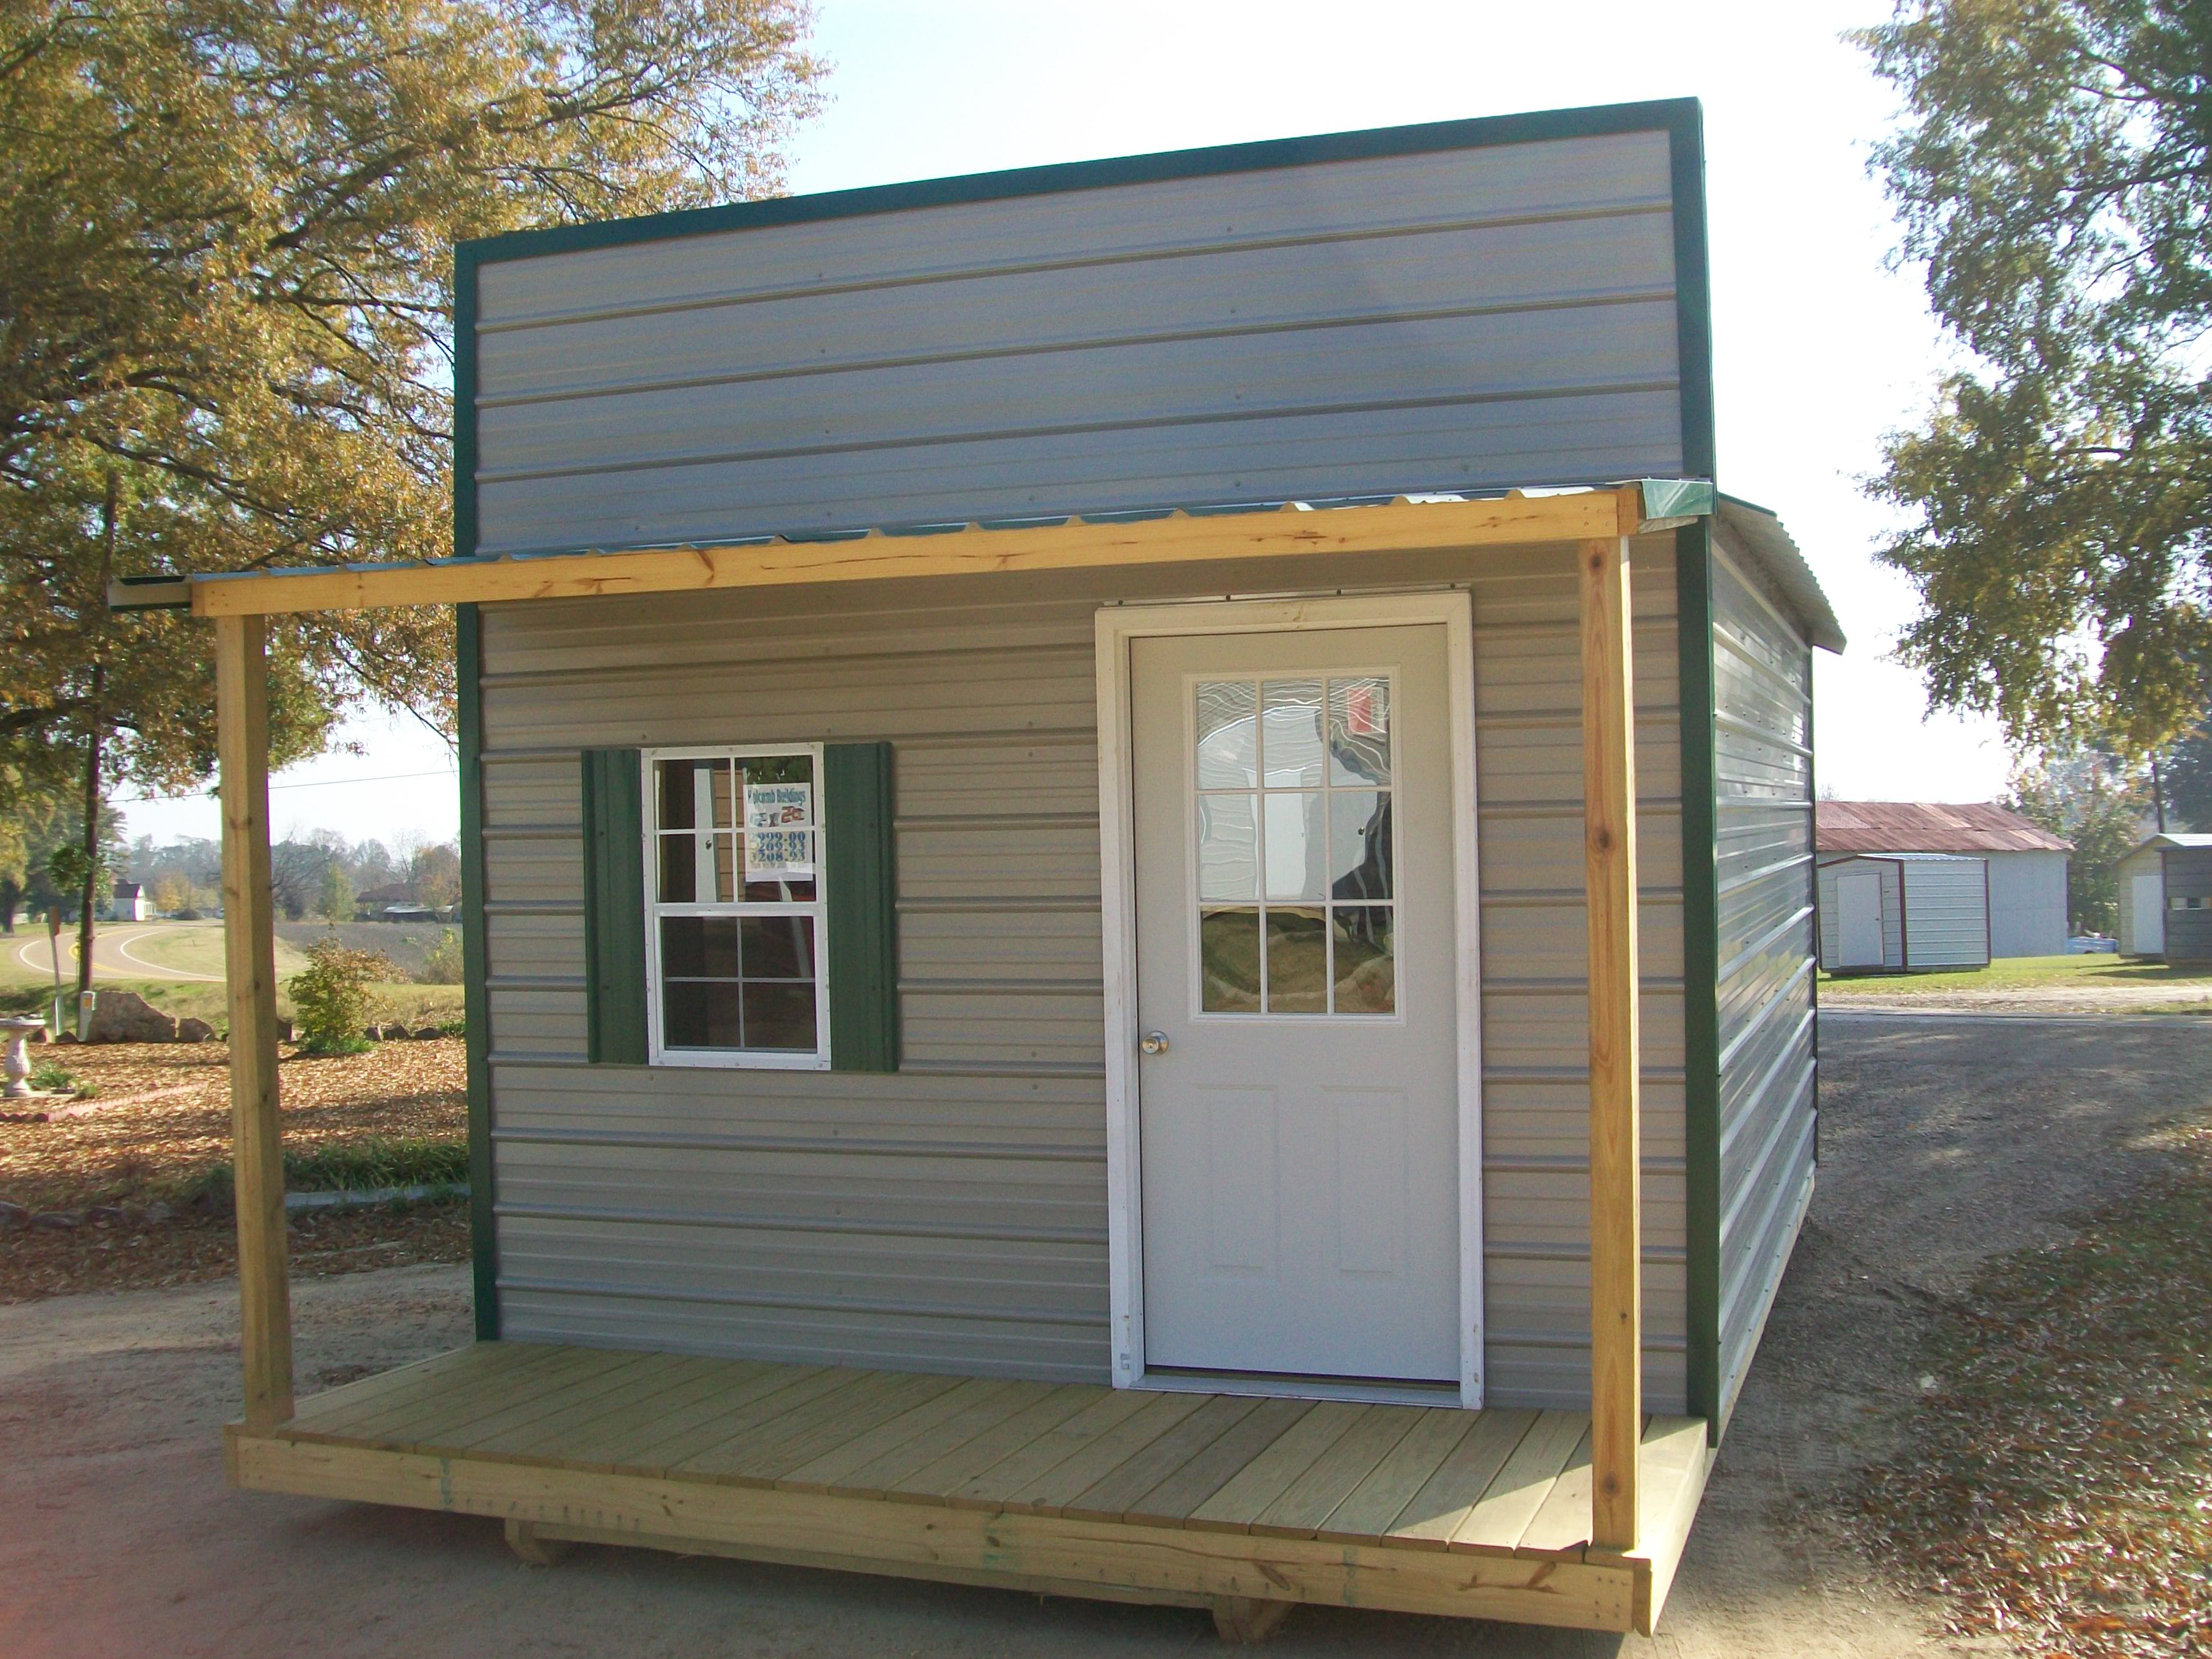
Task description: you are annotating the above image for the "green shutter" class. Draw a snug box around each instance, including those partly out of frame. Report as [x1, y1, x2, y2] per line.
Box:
[581, 747, 649, 1065]
[825, 742, 899, 1072]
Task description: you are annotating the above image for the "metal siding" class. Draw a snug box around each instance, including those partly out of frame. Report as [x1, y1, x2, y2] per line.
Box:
[1984, 851, 2070, 958]
[1899, 858, 1990, 967]
[468, 134, 1682, 556]
[1707, 534, 1816, 1425]
[1816, 856, 1904, 971]
[480, 540, 1686, 1411]
[2162, 848, 2212, 961]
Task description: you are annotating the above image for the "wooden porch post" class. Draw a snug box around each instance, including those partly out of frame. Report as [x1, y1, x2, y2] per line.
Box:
[217, 613, 293, 1430]
[1581, 535, 1641, 1553]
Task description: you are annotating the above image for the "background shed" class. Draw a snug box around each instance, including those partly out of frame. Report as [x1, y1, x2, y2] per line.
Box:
[1816, 801, 2068, 958]
[1817, 852, 1988, 972]
[2118, 833, 2212, 961]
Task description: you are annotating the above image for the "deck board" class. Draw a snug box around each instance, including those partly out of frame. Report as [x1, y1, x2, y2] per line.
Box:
[231, 1342, 1712, 1637]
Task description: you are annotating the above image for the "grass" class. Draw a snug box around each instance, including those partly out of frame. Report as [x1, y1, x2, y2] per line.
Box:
[0, 977, 465, 1031]
[1820, 952, 2212, 995]
[1858, 1117, 2212, 1656]
[171, 1137, 470, 1208]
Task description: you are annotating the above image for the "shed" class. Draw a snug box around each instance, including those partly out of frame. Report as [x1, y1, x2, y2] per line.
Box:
[108, 880, 148, 923]
[2117, 833, 2212, 961]
[117, 100, 1846, 1641]
[1816, 852, 1990, 973]
[1815, 801, 2069, 958]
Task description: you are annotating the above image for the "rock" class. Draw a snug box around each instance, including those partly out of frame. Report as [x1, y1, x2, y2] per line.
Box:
[86, 1204, 129, 1226]
[83, 989, 178, 1044]
[275, 1017, 293, 1042]
[138, 1201, 174, 1224]
[26, 1027, 44, 1043]
[412, 1026, 444, 1041]
[0, 1199, 27, 1230]
[31, 1209, 83, 1230]
[363, 1025, 382, 1041]
[381, 1021, 411, 1041]
[54, 1030, 76, 1044]
[175, 1017, 215, 1044]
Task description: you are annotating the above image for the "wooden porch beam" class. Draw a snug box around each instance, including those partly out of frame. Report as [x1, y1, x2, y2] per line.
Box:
[181, 489, 1646, 619]
[1580, 535, 1642, 1553]
[216, 613, 294, 1430]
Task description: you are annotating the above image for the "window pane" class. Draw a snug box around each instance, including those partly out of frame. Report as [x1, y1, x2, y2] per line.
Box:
[1330, 790, 1393, 900]
[1333, 907, 1396, 1014]
[742, 915, 815, 980]
[742, 826, 815, 888]
[664, 980, 743, 1048]
[1195, 681, 1258, 789]
[742, 982, 817, 1050]
[1195, 794, 1258, 901]
[661, 916, 740, 979]
[656, 759, 735, 831]
[1265, 907, 1327, 1013]
[1198, 907, 1261, 1012]
[741, 753, 815, 791]
[657, 759, 697, 831]
[657, 833, 696, 903]
[711, 833, 738, 903]
[1262, 791, 1325, 901]
[1260, 680, 1324, 787]
[1328, 677, 1391, 786]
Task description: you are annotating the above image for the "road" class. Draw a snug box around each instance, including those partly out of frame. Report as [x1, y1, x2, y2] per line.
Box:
[10, 923, 222, 982]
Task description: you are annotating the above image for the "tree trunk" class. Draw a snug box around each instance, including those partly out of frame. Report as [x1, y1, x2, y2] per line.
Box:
[77, 471, 117, 999]
[0, 877, 17, 935]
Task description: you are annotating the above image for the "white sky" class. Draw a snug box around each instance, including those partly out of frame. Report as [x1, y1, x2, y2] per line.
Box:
[114, 0, 2009, 850]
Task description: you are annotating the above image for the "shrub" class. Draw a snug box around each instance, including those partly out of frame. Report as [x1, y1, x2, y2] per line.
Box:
[287, 938, 395, 1055]
[415, 927, 465, 984]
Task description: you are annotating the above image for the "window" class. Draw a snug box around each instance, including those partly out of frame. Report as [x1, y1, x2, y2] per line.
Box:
[1189, 673, 1396, 1017]
[644, 745, 830, 1068]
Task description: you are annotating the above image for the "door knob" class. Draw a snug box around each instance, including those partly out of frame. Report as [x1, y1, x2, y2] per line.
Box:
[1140, 1030, 1170, 1056]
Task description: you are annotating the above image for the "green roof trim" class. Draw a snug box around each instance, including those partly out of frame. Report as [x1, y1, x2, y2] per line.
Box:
[1639, 479, 1717, 522]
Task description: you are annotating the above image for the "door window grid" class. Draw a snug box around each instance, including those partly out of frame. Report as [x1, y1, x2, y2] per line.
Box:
[646, 747, 828, 1065]
[1191, 674, 1395, 1016]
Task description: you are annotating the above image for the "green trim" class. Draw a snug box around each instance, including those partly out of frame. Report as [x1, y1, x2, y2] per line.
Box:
[580, 749, 650, 1065]
[1637, 478, 1716, 523]
[453, 250, 478, 561]
[457, 603, 497, 1341]
[1675, 521, 1723, 1441]
[457, 99, 1706, 272]
[824, 742, 899, 1073]
[1666, 104, 1717, 482]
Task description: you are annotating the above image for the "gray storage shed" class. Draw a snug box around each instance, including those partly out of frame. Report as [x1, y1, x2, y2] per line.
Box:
[2118, 833, 2212, 961]
[1817, 852, 1990, 973]
[143, 99, 1851, 1639]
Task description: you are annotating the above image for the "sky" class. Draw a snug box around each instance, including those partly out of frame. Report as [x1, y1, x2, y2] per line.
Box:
[114, 0, 2009, 851]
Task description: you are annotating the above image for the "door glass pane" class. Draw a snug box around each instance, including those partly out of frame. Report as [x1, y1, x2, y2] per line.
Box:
[1260, 680, 1324, 787]
[1265, 907, 1327, 1012]
[1329, 791, 1392, 900]
[1263, 791, 1325, 900]
[1198, 907, 1261, 1012]
[1195, 681, 1258, 789]
[1327, 677, 1391, 786]
[1196, 794, 1259, 900]
[1333, 907, 1395, 1014]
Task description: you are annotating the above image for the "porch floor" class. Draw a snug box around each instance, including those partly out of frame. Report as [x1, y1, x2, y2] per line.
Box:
[227, 1342, 1712, 1635]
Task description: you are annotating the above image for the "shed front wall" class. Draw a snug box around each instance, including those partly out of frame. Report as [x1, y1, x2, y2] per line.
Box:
[475, 536, 1690, 1413]
[1705, 534, 1817, 1428]
[468, 129, 1684, 557]
[1816, 857, 1904, 972]
[2165, 847, 2212, 961]
[1984, 851, 2069, 958]
[2118, 846, 2160, 956]
[1899, 859, 1991, 968]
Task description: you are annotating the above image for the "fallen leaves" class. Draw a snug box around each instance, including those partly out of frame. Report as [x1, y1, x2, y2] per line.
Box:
[1856, 1119, 2212, 1658]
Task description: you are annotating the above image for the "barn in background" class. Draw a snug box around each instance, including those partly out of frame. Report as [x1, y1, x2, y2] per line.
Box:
[1815, 801, 2070, 958]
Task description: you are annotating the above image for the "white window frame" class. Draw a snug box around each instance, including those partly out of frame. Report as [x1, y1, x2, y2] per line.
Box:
[640, 742, 832, 1071]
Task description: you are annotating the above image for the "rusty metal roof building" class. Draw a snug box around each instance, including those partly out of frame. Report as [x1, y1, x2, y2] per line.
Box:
[1816, 800, 2072, 855]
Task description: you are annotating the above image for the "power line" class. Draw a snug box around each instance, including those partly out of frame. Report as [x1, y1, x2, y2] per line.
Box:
[116, 766, 459, 803]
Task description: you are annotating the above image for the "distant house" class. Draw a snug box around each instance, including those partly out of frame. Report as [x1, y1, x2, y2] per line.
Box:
[2116, 833, 2212, 962]
[109, 881, 148, 923]
[1817, 801, 2072, 958]
[354, 882, 422, 920]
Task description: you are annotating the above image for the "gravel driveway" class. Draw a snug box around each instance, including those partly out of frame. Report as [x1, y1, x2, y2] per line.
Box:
[3, 1012, 2202, 1658]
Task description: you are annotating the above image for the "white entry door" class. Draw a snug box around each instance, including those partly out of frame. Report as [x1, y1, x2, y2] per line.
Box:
[1130, 624, 1459, 1382]
[2134, 870, 2165, 955]
[1835, 870, 1884, 968]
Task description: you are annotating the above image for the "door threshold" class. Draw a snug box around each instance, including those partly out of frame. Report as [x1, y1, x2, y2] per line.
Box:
[1136, 1366, 1464, 1407]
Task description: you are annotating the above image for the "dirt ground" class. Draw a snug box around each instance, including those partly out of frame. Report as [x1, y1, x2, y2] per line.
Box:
[2, 1012, 2204, 1659]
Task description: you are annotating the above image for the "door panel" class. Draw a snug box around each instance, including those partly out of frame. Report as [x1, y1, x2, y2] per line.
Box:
[1132, 624, 1458, 1382]
[1836, 870, 1883, 968]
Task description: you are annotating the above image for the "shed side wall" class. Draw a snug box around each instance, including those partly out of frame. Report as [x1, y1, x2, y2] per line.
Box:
[1707, 533, 1816, 1429]
[1983, 851, 2069, 958]
[1899, 859, 1991, 968]
[2165, 847, 2212, 961]
[468, 132, 1682, 556]
[477, 539, 1688, 1412]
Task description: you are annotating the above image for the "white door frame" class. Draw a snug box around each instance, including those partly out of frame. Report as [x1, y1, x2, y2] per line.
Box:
[1094, 592, 1485, 1407]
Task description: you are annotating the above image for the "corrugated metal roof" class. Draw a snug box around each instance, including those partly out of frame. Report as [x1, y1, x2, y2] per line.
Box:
[2133, 833, 2212, 852]
[1817, 800, 2072, 855]
[1716, 495, 1845, 654]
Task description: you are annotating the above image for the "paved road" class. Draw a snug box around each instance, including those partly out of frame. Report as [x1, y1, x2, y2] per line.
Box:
[10, 924, 222, 983]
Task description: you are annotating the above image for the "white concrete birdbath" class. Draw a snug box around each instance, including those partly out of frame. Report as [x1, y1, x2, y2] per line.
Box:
[0, 1016, 48, 1099]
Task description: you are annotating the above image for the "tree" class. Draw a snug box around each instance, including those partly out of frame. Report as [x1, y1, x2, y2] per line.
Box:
[1856, 2, 2212, 754]
[317, 860, 356, 924]
[2005, 750, 2148, 935]
[0, 0, 821, 919]
[411, 842, 463, 910]
[149, 871, 192, 917]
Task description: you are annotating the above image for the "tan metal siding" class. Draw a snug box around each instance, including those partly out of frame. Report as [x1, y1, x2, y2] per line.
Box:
[1709, 533, 1818, 1423]
[469, 133, 1683, 556]
[480, 539, 1686, 1410]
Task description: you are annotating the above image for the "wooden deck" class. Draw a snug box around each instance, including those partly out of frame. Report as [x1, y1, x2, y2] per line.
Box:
[227, 1342, 1713, 1636]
